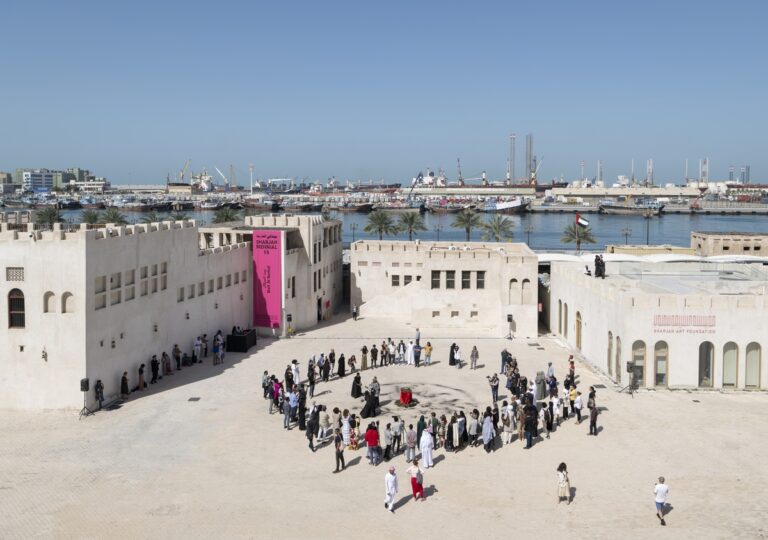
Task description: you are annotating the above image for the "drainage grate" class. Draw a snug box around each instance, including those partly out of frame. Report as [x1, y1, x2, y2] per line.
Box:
[536, 347, 545, 350]
[593, 384, 607, 389]
[527, 343, 540, 347]
[188, 397, 201, 402]
[692, 399, 700, 403]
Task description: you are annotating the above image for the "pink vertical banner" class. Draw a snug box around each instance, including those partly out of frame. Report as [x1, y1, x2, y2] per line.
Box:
[252, 230, 282, 328]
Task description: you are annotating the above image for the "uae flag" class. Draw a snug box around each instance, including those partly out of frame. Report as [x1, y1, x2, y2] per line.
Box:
[576, 213, 589, 227]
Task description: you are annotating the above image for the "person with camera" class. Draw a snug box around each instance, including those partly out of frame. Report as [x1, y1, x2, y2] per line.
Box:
[488, 373, 500, 402]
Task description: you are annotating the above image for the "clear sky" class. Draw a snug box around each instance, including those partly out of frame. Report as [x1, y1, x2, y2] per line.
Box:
[1, 0, 766, 185]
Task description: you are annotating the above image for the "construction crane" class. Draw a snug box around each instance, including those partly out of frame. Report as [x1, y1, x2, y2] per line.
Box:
[457, 158, 464, 186]
[178, 159, 191, 184]
[214, 166, 230, 188]
[530, 156, 544, 185]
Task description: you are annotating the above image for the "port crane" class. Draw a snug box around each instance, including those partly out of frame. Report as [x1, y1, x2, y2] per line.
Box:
[178, 159, 191, 184]
[530, 156, 544, 185]
[214, 166, 231, 190]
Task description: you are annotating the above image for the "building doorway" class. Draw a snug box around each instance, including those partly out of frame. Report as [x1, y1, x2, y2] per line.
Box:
[575, 312, 582, 350]
[698, 341, 714, 388]
[317, 297, 322, 322]
[607, 331, 613, 376]
[615, 337, 621, 384]
[746, 342, 761, 389]
[631, 340, 646, 388]
[722, 342, 738, 388]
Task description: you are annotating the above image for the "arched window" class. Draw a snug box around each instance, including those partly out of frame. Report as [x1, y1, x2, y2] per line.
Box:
[698, 341, 714, 388]
[654, 341, 668, 387]
[607, 331, 613, 376]
[43, 291, 55, 313]
[615, 337, 622, 384]
[575, 311, 582, 350]
[722, 342, 738, 388]
[8, 289, 25, 328]
[746, 342, 761, 389]
[521, 278, 532, 304]
[632, 340, 646, 387]
[563, 303, 569, 339]
[61, 292, 74, 314]
[557, 300, 562, 334]
[509, 279, 519, 305]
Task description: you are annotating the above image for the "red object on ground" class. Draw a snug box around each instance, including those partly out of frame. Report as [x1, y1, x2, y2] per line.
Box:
[400, 389, 412, 405]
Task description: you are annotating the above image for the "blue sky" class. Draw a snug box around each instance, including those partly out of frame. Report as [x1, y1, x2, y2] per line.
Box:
[1, 1, 765, 184]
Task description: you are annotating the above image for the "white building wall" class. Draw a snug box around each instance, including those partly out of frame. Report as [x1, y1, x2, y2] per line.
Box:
[0, 221, 252, 410]
[351, 241, 539, 337]
[549, 262, 768, 390]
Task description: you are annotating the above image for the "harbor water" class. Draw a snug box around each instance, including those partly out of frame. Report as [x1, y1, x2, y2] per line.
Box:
[56, 209, 768, 251]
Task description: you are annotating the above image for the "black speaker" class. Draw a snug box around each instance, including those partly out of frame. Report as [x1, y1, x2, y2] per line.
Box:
[626, 362, 633, 374]
[80, 378, 90, 392]
[287, 314, 292, 323]
[507, 314, 513, 322]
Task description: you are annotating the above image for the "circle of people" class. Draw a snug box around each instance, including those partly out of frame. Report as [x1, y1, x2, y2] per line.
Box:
[262, 339, 600, 508]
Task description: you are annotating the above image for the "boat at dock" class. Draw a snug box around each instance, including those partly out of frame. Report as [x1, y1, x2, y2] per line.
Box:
[481, 197, 530, 214]
[598, 197, 664, 216]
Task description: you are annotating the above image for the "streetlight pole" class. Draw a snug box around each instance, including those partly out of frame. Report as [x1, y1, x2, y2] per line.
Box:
[645, 211, 651, 245]
[434, 224, 443, 241]
[350, 222, 357, 242]
[524, 224, 533, 247]
[622, 226, 632, 245]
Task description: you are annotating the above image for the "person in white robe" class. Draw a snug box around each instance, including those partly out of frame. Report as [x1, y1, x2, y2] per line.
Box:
[384, 467, 399, 512]
[419, 426, 435, 468]
[291, 361, 301, 386]
[406, 341, 415, 365]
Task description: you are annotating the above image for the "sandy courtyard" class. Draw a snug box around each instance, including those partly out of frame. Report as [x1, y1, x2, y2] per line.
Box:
[1, 314, 767, 540]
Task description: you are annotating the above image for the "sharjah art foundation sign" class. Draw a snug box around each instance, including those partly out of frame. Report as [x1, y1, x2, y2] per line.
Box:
[253, 230, 282, 329]
[652, 314, 716, 335]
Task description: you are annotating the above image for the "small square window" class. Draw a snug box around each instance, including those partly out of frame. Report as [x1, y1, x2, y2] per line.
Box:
[450, 310, 459, 318]
[392, 275, 400, 286]
[234, 273, 239, 284]
[431, 311, 440, 318]
[178, 287, 185, 302]
[446, 271, 455, 289]
[241, 270, 247, 281]
[152, 277, 158, 293]
[6, 267, 24, 281]
[404, 275, 412, 285]
[470, 310, 478, 318]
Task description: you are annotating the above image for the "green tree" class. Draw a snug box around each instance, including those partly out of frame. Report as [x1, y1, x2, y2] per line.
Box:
[397, 212, 427, 241]
[451, 208, 483, 241]
[480, 214, 515, 242]
[363, 210, 398, 240]
[101, 208, 128, 225]
[561, 222, 597, 252]
[36, 207, 63, 228]
[80, 209, 101, 225]
[212, 207, 242, 224]
[140, 211, 162, 223]
[170, 212, 190, 221]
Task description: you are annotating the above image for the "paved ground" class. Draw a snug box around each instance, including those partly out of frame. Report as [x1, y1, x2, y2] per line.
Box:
[1, 314, 767, 539]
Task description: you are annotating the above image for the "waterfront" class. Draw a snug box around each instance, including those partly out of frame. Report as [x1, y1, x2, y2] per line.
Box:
[56, 209, 768, 250]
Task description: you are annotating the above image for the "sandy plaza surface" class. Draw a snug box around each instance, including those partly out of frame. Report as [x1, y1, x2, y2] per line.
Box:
[1, 314, 767, 540]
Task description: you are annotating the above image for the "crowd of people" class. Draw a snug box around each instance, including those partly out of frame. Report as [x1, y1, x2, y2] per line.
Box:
[260, 333, 604, 510]
[113, 331, 228, 406]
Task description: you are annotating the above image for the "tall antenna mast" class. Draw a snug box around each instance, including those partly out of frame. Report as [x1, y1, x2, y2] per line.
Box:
[249, 163, 255, 194]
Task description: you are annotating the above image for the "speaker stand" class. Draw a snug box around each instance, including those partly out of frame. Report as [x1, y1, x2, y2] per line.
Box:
[79, 392, 95, 420]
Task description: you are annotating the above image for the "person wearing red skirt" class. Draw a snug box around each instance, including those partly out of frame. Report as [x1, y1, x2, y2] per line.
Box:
[407, 459, 425, 501]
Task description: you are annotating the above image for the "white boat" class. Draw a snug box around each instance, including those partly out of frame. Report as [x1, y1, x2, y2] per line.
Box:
[481, 197, 530, 214]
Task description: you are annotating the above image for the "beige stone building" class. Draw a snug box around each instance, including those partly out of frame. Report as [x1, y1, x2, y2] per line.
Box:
[350, 240, 539, 337]
[691, 231, 768, 256]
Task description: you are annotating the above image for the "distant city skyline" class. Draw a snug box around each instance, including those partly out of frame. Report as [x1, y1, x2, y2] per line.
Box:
[1, 2, 765, 184]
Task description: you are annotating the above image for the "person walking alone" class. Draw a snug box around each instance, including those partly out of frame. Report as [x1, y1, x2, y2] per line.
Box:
[404, 424, 417, 463]
[654, 477, 669, 526]
[333, 428, 346, 473]
[384, 467, 398, 513]
[470, 346, 479, 370]
[407, 459, 425, 501]
[589, 401, 599, 435]
[557, 462, 571, 504]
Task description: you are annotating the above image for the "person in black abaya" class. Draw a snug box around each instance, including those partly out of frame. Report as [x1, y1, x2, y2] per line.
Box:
[322, 359, 331, 382]
[338, 354, 346, 378]
[351, 373, 363, 398]
[298, 384, 307, 431]
[360, 390, 376, 419]
[448, 342, 456, 366]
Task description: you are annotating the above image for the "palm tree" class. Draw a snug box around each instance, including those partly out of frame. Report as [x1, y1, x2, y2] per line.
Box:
[212, 207, 241, 224]
[480, 214, 515, 242]
[101, 208, 128, 225]
[80, 209, 101, 225]
[363, 210, 398, 240]
[561, 222, 597, 252]
[140, 211, 162, 223]
[451, 208, 483, 241]
[170, 212, 190, 221]
[36, 207, 63, 228]
[397, 212, 427, 241]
